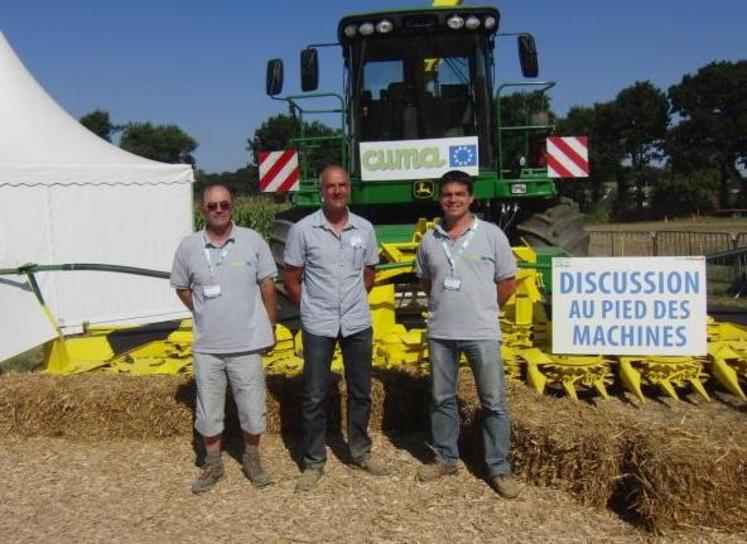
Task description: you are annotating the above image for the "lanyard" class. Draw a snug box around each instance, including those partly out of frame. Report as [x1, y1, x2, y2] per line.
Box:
[202, 230, 235, 281]
[440, 218, 479, 273]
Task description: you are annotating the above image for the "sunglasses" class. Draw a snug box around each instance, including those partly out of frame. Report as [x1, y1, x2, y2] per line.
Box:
[205, 200, 232, 212]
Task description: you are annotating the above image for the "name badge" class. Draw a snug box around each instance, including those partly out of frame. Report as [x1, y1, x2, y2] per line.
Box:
[443, 276, 462, 291]
[350, 234, 364, 248]
[204, 285, 222, 299]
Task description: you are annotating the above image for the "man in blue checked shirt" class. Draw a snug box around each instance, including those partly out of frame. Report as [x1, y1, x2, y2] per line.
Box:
[284, 165, 393, 492]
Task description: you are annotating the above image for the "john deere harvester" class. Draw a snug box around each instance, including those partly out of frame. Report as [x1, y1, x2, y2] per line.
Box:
[263, 3, 588, 256]
[253, 2, 746, 403]
[13, 2, 745, 403]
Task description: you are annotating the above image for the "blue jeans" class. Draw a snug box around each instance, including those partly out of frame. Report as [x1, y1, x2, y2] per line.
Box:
[301, 327, 373, 469]
[427, 338, 511, 476]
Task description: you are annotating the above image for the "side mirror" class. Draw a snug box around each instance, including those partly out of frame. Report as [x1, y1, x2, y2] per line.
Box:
[266, 59, 284, 96]
[518, 34, 539, 78]
[300, 48, 319, 92]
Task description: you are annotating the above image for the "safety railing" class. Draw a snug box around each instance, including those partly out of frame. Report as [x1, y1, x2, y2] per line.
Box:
[588, 230, 745, 257]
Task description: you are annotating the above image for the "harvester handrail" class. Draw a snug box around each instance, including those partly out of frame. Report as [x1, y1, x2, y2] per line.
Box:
[495, 80, 556, 99]
[495, 80, 556, 178]
[271, 92, 348, 180]
[284, 92, 345, 115]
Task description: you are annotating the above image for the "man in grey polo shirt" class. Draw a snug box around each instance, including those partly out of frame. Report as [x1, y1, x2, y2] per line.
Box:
[284, 165, 392, 492]
[171, 183, 277, 494]
[415, 170, 521, 499]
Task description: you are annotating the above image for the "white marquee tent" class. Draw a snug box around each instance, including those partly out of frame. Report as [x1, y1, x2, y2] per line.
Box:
[0, 31, 194, 361]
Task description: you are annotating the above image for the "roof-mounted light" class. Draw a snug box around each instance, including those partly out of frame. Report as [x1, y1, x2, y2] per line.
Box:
[376, 19, 394, 34]
[483, 16, 497, 30]
[359, 22, 375, 36]
[343, 24, 357, 38]
[446, 15, 465, 30]
[465, 16, 481, 30]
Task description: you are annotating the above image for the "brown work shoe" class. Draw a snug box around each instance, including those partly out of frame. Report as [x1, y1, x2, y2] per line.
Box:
[295, 468, 323, 493]
[490, 473, 521, 499]
[353, 455, 392, 477]
[192, 455, 224, 494]
[242, 447, 272, 488]
[416, 462, 458, 482]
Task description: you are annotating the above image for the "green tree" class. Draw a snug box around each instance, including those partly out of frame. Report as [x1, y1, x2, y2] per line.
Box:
[79, 109, 119, 142]
[120, 122, 198, 164]
[667, 61, 747, 208]
[196, 166, 259, 196]
[556, 102, 622, 214]
[247, 114, 342, 178]
[613, 81, 669, 217]
[650, 168, 719, 218]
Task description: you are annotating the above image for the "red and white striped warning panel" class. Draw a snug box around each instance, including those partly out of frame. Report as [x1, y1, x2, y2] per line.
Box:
[546, 136, 589, 178]
[258, 149, 300, 192]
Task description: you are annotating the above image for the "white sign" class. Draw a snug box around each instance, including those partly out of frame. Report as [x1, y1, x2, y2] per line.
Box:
[552, 257, 707, 356]
[359, 136, 479, 181]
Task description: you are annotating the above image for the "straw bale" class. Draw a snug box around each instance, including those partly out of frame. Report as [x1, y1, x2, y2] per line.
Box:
[453, 372, 629, 508]
[369, 370, 431, 432]
[264, 374, 344, 434]
[0, 373, 194, 439]
[624, 429, 747, 532]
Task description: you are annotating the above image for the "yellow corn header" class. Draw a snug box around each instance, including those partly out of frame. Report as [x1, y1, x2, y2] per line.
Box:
[33, 221, 747, 404]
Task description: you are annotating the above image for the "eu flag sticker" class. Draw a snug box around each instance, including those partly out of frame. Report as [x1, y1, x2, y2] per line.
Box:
[449, 145, 477, 167]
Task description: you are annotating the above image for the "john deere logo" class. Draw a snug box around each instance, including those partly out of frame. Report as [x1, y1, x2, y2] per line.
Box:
[413, 180, 434, 199]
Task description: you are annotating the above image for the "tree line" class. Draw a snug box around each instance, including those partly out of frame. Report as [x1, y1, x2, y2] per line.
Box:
[79, 59, 745, 221]
[556, 60, 746, 221]
[79, 110, 198, 165]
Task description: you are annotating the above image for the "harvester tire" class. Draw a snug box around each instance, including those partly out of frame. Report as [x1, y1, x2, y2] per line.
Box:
[269, 219, 295, 272]
[516, 198, 589, 256]
[268, 218, 300, 324]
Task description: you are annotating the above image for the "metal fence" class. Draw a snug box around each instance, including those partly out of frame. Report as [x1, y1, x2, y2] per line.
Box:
[588, 230, 747, 297]
[588, 230, 746, 257]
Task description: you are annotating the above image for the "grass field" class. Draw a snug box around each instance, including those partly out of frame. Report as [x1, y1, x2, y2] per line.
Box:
[588, 216, 747, 232]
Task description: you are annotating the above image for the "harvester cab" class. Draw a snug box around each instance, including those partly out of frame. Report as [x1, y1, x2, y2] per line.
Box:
[264, 4, 589, 255]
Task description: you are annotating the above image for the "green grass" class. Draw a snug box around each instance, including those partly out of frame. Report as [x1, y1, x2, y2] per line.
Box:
[195, 196, 288, 239]
[587, 216, 747, 232]
[1, 346, 44, 374]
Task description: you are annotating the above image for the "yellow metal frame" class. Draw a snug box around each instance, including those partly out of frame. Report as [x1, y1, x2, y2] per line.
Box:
[40, 222, 747, 403]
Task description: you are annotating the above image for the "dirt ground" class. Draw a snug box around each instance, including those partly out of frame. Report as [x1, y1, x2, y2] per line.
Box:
[1, 432, 744, 544]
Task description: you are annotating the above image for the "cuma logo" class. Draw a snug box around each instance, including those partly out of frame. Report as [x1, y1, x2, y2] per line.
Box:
[362, 148, 446, 171]
[359, 137, 478, 181]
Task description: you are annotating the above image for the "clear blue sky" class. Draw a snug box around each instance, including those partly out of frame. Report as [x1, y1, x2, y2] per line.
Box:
[2, 0, 745, 173]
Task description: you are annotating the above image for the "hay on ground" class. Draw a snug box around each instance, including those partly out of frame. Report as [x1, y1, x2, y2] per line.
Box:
[0, 371, 745, 533]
